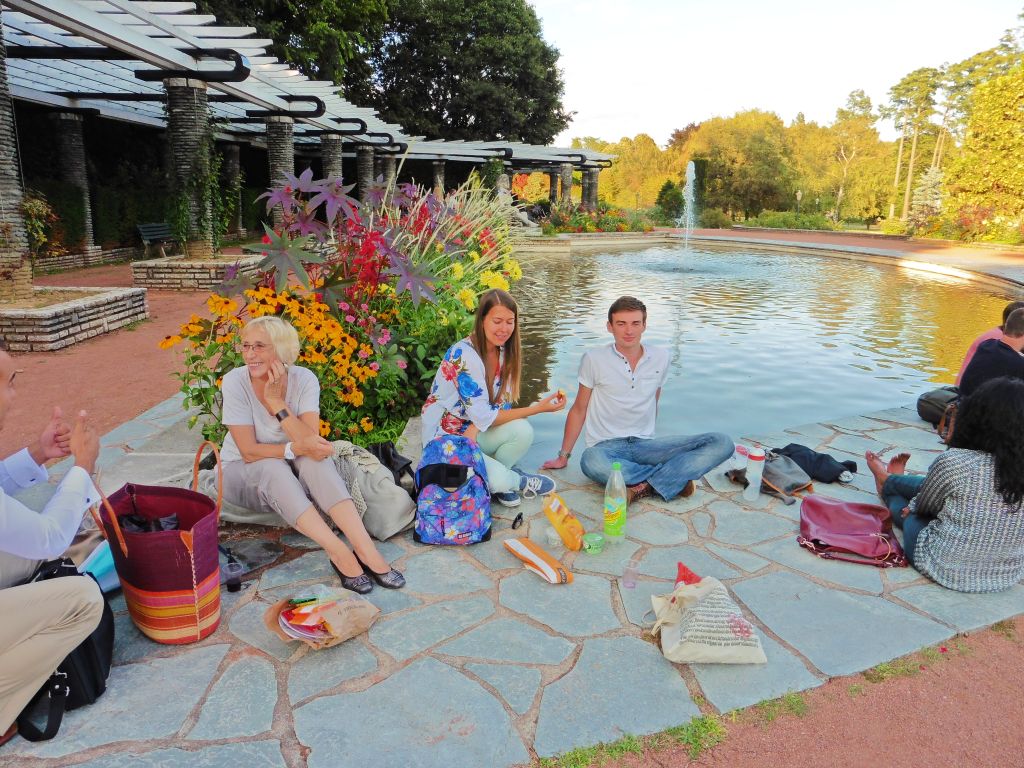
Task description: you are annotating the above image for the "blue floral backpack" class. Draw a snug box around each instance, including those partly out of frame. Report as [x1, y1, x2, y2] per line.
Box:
[414, 435, 492, 545]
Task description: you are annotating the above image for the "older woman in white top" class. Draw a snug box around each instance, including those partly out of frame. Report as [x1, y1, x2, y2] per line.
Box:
[220, 316, 403, 594]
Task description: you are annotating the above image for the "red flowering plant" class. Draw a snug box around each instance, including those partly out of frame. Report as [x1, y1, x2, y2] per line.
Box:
[162, 170, 522, 445]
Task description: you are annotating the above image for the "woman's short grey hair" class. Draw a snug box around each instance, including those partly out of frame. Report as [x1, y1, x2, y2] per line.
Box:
[244, 316, 301, 364]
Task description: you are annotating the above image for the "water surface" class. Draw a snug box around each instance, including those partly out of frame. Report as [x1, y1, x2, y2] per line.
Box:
[513, 245, 1013, 457]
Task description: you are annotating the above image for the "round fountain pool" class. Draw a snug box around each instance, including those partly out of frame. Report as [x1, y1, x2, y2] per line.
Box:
[513, 244, 1014, 455]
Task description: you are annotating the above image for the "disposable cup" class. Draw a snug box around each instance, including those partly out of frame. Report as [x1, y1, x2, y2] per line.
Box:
[622, 558, 641, 589]
[582, 532, 605, 554]
[224, 561, 244, 592]
[544, 524, 563, 548]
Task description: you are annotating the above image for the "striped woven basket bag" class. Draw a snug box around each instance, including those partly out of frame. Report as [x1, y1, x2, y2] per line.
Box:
[94, 442, 223, 645]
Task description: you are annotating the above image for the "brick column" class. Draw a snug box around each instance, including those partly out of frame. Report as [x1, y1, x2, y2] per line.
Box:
[266, 116, 294, 229]
[559, 162, 573, 206]
[320, 133, 344, 182]
[548, 172, 558, 205]
[432, 160, 446, 198]
[164, 77, 213, 258]
[586, 169, 600, 210]
[53, 112, 95, 250]
[356, 144, 375, 203]
[580, 170, 593, 211]
[379, 153, 397, 191]
[0, 18, 31, 300]
[222, 142, 244, 238]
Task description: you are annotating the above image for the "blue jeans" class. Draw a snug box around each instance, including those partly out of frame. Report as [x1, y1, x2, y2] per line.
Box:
[881, 473, 929, 565]
[581, 433, 734, 501]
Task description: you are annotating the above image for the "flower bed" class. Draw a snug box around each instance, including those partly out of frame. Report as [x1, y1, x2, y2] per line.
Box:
[163, 173, 521, 445]
[539, 204, 656, 234]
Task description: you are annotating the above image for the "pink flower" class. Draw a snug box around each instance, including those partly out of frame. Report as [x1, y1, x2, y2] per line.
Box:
[378, 329, 392, 344]
[397, 360, 408, 370]
[345, 314, 356, 323]
[369, 362, 380, 371]
[361, 303, 369, 311]
[340, 302, 350, 311]
[358, 349, 370, 359]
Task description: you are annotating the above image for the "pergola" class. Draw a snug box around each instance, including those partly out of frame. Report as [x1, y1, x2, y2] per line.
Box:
[0, 0, 613, 300]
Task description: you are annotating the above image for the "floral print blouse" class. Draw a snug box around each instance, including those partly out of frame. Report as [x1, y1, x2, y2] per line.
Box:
[421, 338, 509, 444]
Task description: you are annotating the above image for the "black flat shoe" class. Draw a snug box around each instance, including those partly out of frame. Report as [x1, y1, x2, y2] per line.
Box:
[329, 558, 373, 594]
[354, 552, 406, 589]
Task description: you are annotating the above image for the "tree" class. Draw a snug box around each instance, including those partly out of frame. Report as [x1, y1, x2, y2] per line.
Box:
[667, 123, 700, 151]
[195, 0, 387, 84]
[908, 166, 944, 232]
[343, 0, 572, 143]
[655, 180, 683, 219]
[689, 110, 793, 218]
[888, 67, 940, 220]
[947, 64, 1024, 223]
[831, 90, 882, 221]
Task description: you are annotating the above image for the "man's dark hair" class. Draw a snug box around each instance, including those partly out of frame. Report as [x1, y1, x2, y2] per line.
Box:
[608, 296, 647, 323]
[1003, 308, 1024, 338]
[1002, 301, 1024, 326]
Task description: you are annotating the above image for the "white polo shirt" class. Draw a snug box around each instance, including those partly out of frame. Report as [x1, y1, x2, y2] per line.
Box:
[578, 343, 670, 447]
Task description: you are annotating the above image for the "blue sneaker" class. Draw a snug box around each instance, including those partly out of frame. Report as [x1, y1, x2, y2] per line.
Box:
[518, 471, 557, 499]
[494, 490, 522, 508]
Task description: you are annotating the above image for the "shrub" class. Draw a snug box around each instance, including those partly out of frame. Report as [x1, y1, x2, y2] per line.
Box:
[29, 181, 86, 250]
[744, 210, 836, 230]
[655, 180, 683, 220]
[22, 191, 67, 266]
[162, 174, 520, 446]
[538, 203, 656, 234]
[699, 208, 732, 229]
[879, 218, 908, 236]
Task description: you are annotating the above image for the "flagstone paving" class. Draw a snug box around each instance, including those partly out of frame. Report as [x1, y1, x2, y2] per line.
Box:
[5, 399, 1024, 767]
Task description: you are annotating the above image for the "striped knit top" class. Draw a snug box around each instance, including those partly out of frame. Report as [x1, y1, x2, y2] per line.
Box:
[911, 448, 1024, 593]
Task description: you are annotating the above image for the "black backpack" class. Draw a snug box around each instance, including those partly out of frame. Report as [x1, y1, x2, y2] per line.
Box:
[916, 386, 959, 426]
[16, 558, 115, 742]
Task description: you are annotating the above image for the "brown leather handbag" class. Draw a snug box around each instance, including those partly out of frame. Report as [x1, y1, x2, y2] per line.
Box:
[796, 494, 908, 568]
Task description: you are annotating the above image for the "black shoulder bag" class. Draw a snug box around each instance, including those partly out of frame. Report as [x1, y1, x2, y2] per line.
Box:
[16, 558, 115, 742]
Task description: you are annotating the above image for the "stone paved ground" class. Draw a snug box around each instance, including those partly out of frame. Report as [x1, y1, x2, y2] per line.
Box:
[4, 398, 1023, 768]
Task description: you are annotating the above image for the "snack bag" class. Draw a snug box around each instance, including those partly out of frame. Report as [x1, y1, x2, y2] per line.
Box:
[543, 493, 584, 551]
[503, 538, 573, 584]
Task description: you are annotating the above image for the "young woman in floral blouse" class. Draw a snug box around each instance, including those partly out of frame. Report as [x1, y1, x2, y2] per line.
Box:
[421, 289, 565, 507]
[866, 376, 1024, 593]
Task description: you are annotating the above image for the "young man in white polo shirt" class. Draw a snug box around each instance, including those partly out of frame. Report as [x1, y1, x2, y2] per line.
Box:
[542, 296, 733, 503]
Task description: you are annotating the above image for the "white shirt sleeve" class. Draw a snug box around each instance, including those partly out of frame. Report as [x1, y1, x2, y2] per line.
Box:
[221, 369, 255, 427]
[0, 466, 100, 561]
[293, 368, 321, 416]
[578, 350, 598, 389]
[0, 448, 49, 495]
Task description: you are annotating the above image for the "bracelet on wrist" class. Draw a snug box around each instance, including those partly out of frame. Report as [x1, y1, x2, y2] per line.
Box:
[557, 449, 572, 460]
[274, 408, 290, 422]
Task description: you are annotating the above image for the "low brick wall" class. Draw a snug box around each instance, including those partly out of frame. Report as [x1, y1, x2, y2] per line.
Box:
[0, 287, 149, 352]
[34, 246, 142, 274]
[132, 253, 264, 290]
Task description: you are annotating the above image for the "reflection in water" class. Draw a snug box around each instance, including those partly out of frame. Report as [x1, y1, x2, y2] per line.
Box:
[513, 246, 1013, 453]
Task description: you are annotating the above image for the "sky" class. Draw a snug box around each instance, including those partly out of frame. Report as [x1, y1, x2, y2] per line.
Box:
[528, 0, 1023, 146]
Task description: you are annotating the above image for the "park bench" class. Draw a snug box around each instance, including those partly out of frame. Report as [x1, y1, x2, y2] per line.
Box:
[137, 222, 175, 258]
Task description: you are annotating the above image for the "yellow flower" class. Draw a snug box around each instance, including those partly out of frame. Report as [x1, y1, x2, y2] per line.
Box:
[451, 262, 465, 280]
[457, 287, 477, 311]
[360, 417, 374, 433]
[206, 295, 238, 317]
[319, 419, 332, 437]
[347, 424, 360, 435]
[158, 335, 183, 349]
[469, 250, 481, 262]
[503, 258, 523, 281]
[479, 270, 510, 292]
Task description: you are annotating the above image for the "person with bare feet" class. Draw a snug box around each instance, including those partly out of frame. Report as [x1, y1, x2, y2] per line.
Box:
[541, 296, 733, 505]
[865, 376, 1024, 593]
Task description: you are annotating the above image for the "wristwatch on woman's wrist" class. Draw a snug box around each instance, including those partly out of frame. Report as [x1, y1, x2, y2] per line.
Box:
[557, 450, 572, 460]
[283, 442, 296, 460]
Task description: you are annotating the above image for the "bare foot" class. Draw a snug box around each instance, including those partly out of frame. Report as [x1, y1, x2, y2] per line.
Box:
[865, 451, 890, 499]
[887, 452, 911, 475]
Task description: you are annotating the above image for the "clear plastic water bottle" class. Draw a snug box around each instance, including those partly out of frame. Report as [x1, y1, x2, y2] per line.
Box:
[604, 462, 627, 540]
[743, 447, 765, 501]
